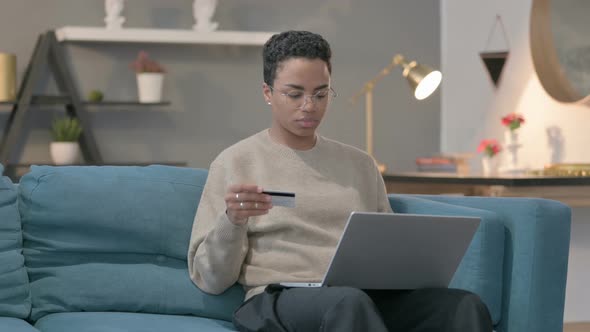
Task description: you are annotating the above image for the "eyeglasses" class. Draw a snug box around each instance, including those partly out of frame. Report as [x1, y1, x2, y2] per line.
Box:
[269, 86, 337, 110]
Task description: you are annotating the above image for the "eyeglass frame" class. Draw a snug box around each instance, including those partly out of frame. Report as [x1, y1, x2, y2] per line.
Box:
[267, 85, 337, 110]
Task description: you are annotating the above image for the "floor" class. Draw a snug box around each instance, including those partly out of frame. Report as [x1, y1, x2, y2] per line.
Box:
[564, 322, 590, 332]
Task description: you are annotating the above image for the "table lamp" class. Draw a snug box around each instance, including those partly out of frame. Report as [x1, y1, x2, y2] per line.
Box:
[351, 54, 442, 173]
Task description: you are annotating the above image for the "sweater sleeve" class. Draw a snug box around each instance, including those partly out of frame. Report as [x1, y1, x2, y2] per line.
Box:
[187, 159, 249, 295]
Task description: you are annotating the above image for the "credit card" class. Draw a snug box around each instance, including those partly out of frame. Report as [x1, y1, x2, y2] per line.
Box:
[262, 190, 296, 208]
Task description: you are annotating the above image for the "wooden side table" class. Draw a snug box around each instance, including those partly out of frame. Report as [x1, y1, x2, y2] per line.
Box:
[383, 172, 590, 207]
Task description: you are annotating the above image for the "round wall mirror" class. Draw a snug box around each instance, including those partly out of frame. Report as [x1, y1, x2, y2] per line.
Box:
[530, 0, 590, 104]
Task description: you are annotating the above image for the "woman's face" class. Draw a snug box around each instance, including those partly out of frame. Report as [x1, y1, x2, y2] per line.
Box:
[263, 57, 332, 149]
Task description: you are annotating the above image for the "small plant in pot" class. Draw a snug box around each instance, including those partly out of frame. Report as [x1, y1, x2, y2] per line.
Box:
[130, 51, 165, 103]
[50, 117, 83, 165]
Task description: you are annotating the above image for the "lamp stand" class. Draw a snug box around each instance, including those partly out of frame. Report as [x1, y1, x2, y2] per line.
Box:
[351, 53, 440, 175]
[364, 85, 387, 173]
[351, 55, 412, 174]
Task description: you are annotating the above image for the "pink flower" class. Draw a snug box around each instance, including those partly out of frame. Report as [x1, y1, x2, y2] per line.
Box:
[501, 113, 525, 131]
[477, 139, 502, 157]
[130, 51, 165, 73]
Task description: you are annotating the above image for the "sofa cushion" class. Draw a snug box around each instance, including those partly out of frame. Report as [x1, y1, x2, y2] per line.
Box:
[389, 194, 505, 324]
[0, 170, 31, 318]
[0, 317, 40, 332]
[19, 165, 244, 322]
[35, 312, 236, 332]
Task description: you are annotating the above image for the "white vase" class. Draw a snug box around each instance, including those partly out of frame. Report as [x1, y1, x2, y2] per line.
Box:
[50, 142, 81, 165]
[481, 156, 500, 176]
[504, 130, 519, 146]
[503, 129, 523, 172]
[136, 73, 164, 103]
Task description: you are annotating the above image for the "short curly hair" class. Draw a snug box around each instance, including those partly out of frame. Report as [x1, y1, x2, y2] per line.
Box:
[263, 30, 332, 87]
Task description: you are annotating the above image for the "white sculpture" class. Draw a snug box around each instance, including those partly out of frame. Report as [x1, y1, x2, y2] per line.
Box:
[104, 0, 125, 29]
[546, 126, 564, 164]
[193, 0, 219, 32]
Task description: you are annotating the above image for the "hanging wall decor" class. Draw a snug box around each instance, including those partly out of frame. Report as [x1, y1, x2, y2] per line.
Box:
[480, 15, 510, 88]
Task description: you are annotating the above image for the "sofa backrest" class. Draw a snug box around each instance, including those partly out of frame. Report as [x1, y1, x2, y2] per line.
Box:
[18, 165, 244, 322]
[0, 164, 31, 318]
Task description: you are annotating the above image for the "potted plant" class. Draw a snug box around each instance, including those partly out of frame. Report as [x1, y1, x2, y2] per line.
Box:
[130, 51, 165, 103]
[477, 139, 502, 175]
[50, 117, 83, 165]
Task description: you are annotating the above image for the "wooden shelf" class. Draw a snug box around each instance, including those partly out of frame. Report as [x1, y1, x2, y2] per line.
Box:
[383, 172, 590, 186]
[383, 172, 590, 207]
[55, 26, 276, 46]
[0, 95, 170, 110]
[84, 101, 170, 106]
[9, 162, 187, 167]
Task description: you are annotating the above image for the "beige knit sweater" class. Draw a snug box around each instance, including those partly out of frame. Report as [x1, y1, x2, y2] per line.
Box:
[188, 129, 392, 300]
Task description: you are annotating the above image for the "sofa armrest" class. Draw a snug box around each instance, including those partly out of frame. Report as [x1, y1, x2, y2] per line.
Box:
[388, 194, 505, 324]
[391, 194, 571, 332]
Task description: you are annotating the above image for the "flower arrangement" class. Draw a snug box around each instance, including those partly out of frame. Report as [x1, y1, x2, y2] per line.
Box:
[501, 113, 525, 131]
[130, 51, 165, 73]
[477, 139, 502, 158]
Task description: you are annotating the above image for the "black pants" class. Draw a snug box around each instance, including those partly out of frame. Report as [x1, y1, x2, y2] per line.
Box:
[233, 285, 493, 332]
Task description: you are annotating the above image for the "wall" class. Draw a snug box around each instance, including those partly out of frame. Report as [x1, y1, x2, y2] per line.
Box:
[441, 0, 590, 322]
[0, 0, 440, 173]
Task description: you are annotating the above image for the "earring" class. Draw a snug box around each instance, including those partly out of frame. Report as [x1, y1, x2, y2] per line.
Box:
[267, 101, 271, 105]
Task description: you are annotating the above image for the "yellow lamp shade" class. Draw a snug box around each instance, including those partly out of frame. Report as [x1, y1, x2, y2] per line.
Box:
[403, 62, 442, 100]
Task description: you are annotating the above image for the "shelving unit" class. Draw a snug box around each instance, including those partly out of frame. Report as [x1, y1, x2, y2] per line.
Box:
[56, 26, 276, 46]
[1, 27, 275, 181]
[0, 30, 182, 180]
[0, 30, 104, 166]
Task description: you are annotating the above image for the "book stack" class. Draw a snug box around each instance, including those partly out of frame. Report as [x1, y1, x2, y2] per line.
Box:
[415, 156, 458, 173]
[415, 154, 472, 175]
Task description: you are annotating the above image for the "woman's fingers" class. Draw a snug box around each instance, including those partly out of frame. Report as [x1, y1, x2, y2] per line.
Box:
[228, 184, 262, 195]
[230, 201, 273, 211]
[225, 184, 273, 225]
[226, 192, 272, 204]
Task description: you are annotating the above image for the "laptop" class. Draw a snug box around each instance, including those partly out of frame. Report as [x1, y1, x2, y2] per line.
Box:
[279, 212, 480, 289]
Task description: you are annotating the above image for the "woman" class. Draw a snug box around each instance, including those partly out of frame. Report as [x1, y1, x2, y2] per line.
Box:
[188, 30, 492, 332]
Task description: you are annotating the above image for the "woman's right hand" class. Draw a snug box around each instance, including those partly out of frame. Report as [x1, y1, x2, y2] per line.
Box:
[225, 184, 273, 225]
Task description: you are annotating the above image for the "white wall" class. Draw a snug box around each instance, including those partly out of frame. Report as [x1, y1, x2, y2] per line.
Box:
[442, 0, 590, 322]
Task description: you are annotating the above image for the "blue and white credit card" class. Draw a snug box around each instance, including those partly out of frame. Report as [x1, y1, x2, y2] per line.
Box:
[263, 190, 296, 208]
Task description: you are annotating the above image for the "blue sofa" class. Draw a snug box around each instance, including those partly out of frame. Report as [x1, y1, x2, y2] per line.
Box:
[0, 164, 570, 332]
